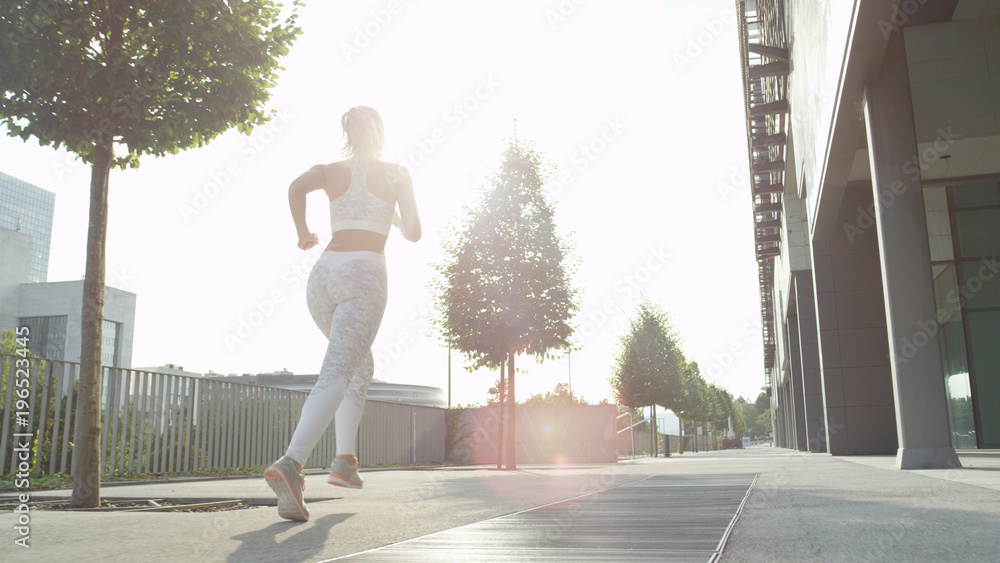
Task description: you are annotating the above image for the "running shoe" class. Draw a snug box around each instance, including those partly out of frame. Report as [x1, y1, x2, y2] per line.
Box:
[264, 456, 309, 521]
[328, 457, 363, 489]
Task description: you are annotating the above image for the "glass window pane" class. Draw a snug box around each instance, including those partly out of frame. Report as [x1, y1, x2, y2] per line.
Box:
[953, 208, 1000, 258]
[931, 264, 977, 448]
[959, 260, 1000, 309]
[952, 181, 1000, 208]
[967, 311, 1000, 447]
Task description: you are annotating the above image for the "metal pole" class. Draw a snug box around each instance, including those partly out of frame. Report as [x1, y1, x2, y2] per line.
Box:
[568, 352, 572, 400]
[447, 346, 451, 408]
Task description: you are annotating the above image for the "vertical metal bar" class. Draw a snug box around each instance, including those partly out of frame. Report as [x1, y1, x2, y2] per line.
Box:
[230, 383, 239, 469]
[224, 382, 234, 470]
[251, 387, 261, 469]
[140, 371, 153, 474]
[168, 375, 179, 473]
[238, 385, 249, 468]
[48, 361, 63, 475]
[266, 388, 276, 464]
[116, 368, 131, 475]
[107, 367, 123, 474]
[61, 362, 77, 475]
[213, 380, 224, 471]
[126, 370, 141, 474]
[233, 384, 247, 467]
[193, 378, 204, 471]
[212, 382, 223, 471]
[152, 372, 164, 474]
[183, 377, 194, 472]
[100, 367, 114, 476]
[35, 358, 51, 476]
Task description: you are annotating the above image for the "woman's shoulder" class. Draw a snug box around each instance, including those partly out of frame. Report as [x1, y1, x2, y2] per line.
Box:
[377, 161, 411, 183]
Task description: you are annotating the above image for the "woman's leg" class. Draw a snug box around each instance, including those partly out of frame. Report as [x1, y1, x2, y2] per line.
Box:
[334, 350, 375, 457]
[284, 255, 387, 466]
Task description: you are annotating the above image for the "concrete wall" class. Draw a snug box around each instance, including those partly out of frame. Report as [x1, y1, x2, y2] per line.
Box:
[0, 229, 32, 330]
[812, 182, 898, 455]
[449, 404, 617, 465]
[17, 280, 136, 367]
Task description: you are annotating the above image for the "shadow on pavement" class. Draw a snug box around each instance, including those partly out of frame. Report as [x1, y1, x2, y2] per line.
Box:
[228, 512, 354, 563]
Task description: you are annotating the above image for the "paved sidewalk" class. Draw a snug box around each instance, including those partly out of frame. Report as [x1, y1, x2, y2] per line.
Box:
[2, 448, 997, 562]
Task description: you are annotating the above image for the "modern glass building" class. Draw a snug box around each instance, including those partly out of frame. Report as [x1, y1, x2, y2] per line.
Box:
[736, 0, 1000, 465]
[0, 171, 55, 283]
[0, 170, 136, 368]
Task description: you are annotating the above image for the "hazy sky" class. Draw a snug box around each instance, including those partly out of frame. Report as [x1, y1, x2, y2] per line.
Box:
[0, 0, 765, 411]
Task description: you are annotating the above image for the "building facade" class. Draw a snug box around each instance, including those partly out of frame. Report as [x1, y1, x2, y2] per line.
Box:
[737, 0, 1000, 467]
[1, 172, 136, 367]
[0, 171, 54, 283]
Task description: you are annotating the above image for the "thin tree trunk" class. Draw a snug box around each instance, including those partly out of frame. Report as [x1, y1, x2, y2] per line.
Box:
[652, 404, 658, 457]
[496, 358, 505, 470]
[679, 418, 685, 454]
[505, 351, 516, 470]
[70, 142, 112, 508]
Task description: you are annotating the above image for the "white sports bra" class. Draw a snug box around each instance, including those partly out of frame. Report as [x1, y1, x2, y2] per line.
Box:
[329, 160, 394, 237]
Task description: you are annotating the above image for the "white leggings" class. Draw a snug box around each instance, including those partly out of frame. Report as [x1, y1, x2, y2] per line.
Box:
[285, 251, 387, 465]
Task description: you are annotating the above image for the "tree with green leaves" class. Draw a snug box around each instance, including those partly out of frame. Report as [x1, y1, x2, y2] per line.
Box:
[522, 381, 586, 407]
[431, 132, 578, 470]
[609, 296, 685, 456]
[0, 1, 300, 507]
[674, 361, 710, 453]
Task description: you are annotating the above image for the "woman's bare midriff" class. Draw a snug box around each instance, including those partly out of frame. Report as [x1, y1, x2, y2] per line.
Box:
[325, 229, 388, 254]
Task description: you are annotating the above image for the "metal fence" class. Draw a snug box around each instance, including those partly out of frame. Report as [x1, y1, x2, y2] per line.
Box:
[0, 354, 445, 476]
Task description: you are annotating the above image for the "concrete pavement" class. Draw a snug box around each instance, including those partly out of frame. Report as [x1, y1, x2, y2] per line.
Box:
[1, 447, 997, 561]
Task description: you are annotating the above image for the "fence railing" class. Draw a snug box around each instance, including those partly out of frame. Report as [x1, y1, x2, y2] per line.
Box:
[0, 354, 445, 476]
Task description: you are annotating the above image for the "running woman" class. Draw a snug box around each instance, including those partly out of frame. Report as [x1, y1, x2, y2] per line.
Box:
[265, 106, 421, 522]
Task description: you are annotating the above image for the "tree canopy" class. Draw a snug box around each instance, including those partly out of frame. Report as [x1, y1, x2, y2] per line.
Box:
[431, 133, 579, 371]
[609, 296, 684, 410]
[0, 0, 300, 167]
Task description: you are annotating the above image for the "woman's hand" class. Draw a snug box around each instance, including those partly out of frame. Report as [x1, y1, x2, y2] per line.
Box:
[298, 232, 319, 250]
[392, 210, 402, 229]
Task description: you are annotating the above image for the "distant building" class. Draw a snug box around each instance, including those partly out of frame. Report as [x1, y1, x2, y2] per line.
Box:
[0, 172, 136, 367]
[134, 363, 203, 378]
[202, 372, 447, 408]
[736, 0, 999, 463]
[0, 171, 54, 283]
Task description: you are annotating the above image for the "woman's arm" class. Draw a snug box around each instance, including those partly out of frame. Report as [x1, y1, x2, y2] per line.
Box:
[288, 165, 326, 250]
[388, 165, 421, 242]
